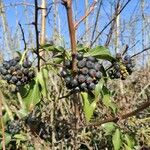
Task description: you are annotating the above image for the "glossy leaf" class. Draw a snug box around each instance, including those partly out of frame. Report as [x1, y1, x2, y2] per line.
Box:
[23, 79, 41, 111]
[81, 92, 96, 122]
[37, 68, 48, 97]
[84, 46, 115, 62]
[112, 128, 122, 150]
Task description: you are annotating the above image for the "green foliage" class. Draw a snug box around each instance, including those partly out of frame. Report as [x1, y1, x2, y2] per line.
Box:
[101, 86, 117, 114]
[84, 46, 115, 62]
[112, 128, 122, 150]
[37, 68, 48, 97]
[102, 122, 116, 135]
[23, 78, 41, 111]
[81, 92, 96, 122]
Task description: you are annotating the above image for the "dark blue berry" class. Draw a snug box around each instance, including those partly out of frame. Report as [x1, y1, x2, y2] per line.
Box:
[87, 56, 96, 62]
[15, 56, 21, 62]
[11, 76, 18, 83]
[5, 74, 12, 81]
[64, 76, 72, 84]
[88, 83, 95, 90]
[78, 75, 85, 83]
[77, 59, 86, 68]
[86, 76, 93, 84]
[77, 53, 83, 60]
[94, 63, 102, 71]
[28, 70, 35, 78]
[80, 82, 87, 91]
[124, 55, 131, 62]
[60, 69, 69, 77]
[96, 71, 102, 79]
[86, 61, 94, 69]
[71, 79, 78, 87]
[80, 67, 88, 75]
[89, 69, 97, 78]
[65, 60, 72, 69]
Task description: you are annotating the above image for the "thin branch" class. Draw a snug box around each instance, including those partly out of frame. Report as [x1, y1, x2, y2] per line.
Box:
[18, 22, 27, 50]
[90, 0, 132, 47]
[74, 0, 97, 30]
[90, 0, 102, 44]
[0, 90, 5, 150]
[105, 0, 121, 47]
[34, 0, 40, 71]
[88, 99, 150, 126]
[131, 46, 150, 58]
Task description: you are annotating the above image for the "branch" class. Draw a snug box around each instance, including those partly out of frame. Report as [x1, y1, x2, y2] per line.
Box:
[0, 91, 6, 150]
[74, 0, 97, 30]
[34, 0, 40, 71]
[105, 0, 121, 47]
[18, 22, 27, 50]
[90, 0, 132, 47]
[131, 46, 150, 58]
[62, 0, 77, 73]
[88, 100, 150, 126]
[90, 0, 102, 44]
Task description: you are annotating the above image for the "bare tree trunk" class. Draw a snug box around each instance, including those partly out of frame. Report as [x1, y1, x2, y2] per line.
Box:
[40, 0, 46, 65]
[0, 0, 14, 56]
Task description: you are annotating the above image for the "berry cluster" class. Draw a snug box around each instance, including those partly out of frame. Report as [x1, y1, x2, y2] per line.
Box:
[61, 53, 103, 92]
[0, 57, 35, 86]
[26, 111, 52, 140]
[7, 120, 23, 135]
[108, 54, 134, 80]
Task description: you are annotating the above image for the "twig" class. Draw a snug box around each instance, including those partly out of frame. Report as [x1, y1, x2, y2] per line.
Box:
[74, 0, 97, 30]
[34, 0, 40, 71]
[105, 0, 121, 47]
[131, 46, 150, 58]
[88, 100, 150, 126]
[0, 91, 6, 150]
[90, 0, 132, 47]
[18, 22, 27, 50]
[90, 0, 102, 44]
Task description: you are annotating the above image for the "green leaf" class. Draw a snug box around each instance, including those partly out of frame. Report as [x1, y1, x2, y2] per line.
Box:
[41, 44, 65, 52]
[112, 129, 122, 150]
[102, 122, 116, 135]
[14, 134, 27, 141]
[102, 86, 117, 114]
[37, 68, 48, 97]
[124, 144, 132, 150]
[81, 92, 97, 122]
[124, 134, 135, 149]
[23, 79, 41, 111]
[84, 46, 115, 62]
[53, 55, 64, 64]
[94, 78, 104, 98]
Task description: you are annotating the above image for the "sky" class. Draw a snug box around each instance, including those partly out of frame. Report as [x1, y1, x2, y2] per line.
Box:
[0, 0, 150, 64]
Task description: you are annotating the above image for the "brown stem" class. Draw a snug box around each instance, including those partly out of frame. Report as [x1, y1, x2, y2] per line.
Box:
[88, 100, 150, 126]
[63, 0, 77, 73]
